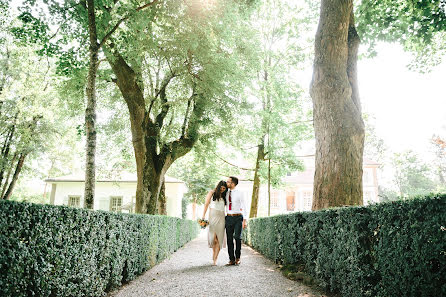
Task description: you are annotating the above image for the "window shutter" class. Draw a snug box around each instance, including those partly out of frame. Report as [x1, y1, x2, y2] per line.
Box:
[63, 196, 69, 206]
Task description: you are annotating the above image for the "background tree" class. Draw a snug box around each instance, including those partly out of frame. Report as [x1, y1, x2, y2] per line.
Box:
[391, 150, 436, 198]
[168, 140, 223, 219]
[246, 0, 310, 218]
[431, 135, 446, 188]
[0, 27, 62, 200]
[363, 113, 386, 164]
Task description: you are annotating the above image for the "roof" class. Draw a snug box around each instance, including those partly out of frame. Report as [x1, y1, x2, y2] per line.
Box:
[45, 172, 184, 183]
[363, 158, 381, 166]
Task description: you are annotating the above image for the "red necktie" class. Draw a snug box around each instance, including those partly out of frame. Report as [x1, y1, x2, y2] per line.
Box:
[229, 190, 232, 210]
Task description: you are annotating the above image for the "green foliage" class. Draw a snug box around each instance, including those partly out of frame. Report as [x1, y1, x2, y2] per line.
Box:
[243, 193, 446, 297]
[392, 150, 436, 197]
[0, 200, 199, 297]
[0, 30, 69, 198]
[168, 140, 225, 205]
[222, 0, 313, 189]
[431, 135, 446, 187]
[363, 113, 386, 164]
[356, 0, 446, 71]
[9, 183, 50, 204]
[12, 0, 89, 73]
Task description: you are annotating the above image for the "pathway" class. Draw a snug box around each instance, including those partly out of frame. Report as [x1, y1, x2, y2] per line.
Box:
[107, 230, 327, 297]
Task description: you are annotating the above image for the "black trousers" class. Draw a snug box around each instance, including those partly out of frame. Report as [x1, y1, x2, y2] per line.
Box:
[225, 215, 243, 261]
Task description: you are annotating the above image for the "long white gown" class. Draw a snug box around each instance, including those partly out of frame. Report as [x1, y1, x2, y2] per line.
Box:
[207, 198, 227, 249]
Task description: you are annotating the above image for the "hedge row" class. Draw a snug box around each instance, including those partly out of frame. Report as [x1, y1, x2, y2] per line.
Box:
[0, 200, 199, 297]
[243, 193, 446, 297]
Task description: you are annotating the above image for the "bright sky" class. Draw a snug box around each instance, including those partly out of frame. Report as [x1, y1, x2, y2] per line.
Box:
[359, 43, 446, 162]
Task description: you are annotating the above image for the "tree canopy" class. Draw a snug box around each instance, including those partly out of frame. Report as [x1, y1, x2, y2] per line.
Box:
[357, 0, 446, 71]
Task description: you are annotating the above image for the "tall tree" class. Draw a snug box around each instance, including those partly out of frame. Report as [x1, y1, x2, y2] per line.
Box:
[0, 41, 60, 200]
[83, 0, 99, 209]
[392, 150, 436, 198]
[247, 0, 310, 218]
[310, 0, 365, 210]
[13, 0, 162, 210]
[100, 1, 254, 214]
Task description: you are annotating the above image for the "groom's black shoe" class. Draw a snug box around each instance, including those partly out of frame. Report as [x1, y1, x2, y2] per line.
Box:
[226, 260, 236, 266]
[235, 258, 241, 265]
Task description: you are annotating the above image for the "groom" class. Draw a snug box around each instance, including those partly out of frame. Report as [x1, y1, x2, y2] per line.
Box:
[225, 176, 247, 266]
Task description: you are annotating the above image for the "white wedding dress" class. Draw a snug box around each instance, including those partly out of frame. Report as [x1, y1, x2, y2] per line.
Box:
[207, 198, 227, 249]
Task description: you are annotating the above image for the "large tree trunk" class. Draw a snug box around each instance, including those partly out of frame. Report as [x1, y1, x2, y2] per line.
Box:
[142, 159, 165, 214]
[309, 0, 365, 210]
[84, 0, 99, 209]
[108, 53, 147, 213]
[107, 51, 201, 214]
[249, 143, 265, 218]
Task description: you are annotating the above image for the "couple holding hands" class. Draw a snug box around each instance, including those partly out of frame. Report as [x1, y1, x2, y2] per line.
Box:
[201, 176, 247, 266]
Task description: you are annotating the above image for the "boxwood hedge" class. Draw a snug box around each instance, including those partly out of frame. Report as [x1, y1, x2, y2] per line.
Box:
[243, 193, 446, 297]
[0, 200, 199, 297]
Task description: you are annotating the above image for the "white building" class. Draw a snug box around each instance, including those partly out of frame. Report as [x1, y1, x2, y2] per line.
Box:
[45, 172, 186, 218]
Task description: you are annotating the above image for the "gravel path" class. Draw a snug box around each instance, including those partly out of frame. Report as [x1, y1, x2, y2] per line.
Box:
[107, 229, 326, 297]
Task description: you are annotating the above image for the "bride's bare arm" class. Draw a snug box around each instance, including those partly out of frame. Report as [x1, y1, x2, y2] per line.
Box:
[202, 190, 213, 220]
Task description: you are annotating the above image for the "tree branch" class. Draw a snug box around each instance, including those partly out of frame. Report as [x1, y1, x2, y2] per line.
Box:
[181, 95, 194, 137]
[155, 72, 176, 129]
[99, 0, 160, 48]
[289, 119, 313, 125]
[212, 152, 255, 171]
[106, 47, 145, 108]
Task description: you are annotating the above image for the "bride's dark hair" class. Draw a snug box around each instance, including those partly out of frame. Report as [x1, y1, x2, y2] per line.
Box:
[212, 180, 227, 205]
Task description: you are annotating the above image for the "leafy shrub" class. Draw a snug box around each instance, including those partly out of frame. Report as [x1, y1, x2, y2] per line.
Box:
[0, 200, 199, 297]
[243, 193, 446, 297]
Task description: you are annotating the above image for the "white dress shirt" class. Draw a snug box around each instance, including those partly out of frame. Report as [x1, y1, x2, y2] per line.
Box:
[225, 188, 247, 219]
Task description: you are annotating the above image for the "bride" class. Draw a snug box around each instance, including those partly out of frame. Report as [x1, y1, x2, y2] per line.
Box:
[202, 180, 228, 265]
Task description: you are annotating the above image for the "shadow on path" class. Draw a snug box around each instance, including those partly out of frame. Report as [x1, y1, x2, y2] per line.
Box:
[107, 229, 327, 297]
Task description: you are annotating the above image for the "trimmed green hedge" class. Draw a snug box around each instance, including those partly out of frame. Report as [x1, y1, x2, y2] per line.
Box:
[0, 200, 199, 297]
[243, 193, 446, 297]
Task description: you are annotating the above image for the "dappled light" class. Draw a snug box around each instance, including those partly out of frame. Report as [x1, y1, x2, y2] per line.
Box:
[1, 0, 445, 296]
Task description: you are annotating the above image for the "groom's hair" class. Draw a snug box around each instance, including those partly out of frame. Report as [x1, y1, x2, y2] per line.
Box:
[229, 176, 239, 186]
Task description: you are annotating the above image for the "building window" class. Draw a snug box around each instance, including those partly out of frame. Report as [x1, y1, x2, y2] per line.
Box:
[68, 196, 81, 208]
[271, 191, 279, 208]
[110, 196, 123, 212]
[286, 191, 295, 211]
[303, 191, 312, 210]
[363, 170, 371, 184]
